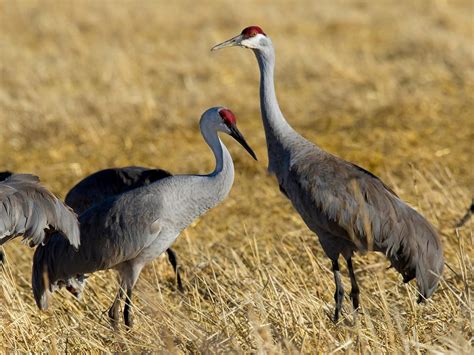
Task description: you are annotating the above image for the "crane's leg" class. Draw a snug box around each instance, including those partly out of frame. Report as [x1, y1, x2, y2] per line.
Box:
[345, 257, 360, 311]
[122, 263, 144, 328]
[108, 282, 124, 326]
[332, 259, 344, 322]
[124, 288, 134, 328]
[166, 248, 184, 292]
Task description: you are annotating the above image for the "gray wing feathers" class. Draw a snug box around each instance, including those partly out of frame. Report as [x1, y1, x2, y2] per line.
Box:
[65, 167, 172, 214]
[289, 150, 443, 298]
[0, 174, 80, 248]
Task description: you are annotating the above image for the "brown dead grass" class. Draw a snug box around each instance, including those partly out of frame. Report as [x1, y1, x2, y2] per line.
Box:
[0, 0, 472, 353]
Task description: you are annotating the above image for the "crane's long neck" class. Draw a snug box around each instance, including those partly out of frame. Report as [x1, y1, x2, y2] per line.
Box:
[201, 122, 234, 180]
[254, 46, 296, 173]
[189, 122, 235, 215]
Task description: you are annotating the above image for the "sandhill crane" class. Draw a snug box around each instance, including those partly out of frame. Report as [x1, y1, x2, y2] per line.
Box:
[213, 26, 444, 321]
[65, 166, 184, 292]
[33, 107, 256, 327]
[0, 174, 79, 249]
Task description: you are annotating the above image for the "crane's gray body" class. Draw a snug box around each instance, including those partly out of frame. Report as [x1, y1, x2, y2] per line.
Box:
[274, 137, 442, 290]
[39, 171, 232, 281]
[32, 108, 244, 326]
[0, 174, 79, 249]
[64, 166, 183, 291]
[213, 29, 443, 318]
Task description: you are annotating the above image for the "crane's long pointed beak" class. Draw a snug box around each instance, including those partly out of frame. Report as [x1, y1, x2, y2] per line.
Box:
[229, 125, 257, 161]
[211, 35, 243, 51]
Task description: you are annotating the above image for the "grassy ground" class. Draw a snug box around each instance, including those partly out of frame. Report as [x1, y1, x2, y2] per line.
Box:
[0, 0, 472, 352]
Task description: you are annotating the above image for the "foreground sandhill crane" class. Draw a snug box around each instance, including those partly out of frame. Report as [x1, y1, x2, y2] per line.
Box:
[33, 107, 256, 327]
[65, 166, 183, 291]
[213, 26, 444, 321]
[0, 174, 79, 249]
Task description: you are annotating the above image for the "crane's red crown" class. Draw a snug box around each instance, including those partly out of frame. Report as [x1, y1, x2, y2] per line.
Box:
[218, 108, 236, 126]
[241, 26, 266, 39]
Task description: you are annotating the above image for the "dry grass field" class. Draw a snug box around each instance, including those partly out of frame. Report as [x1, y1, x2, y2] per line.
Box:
[0, 0, 473, 352]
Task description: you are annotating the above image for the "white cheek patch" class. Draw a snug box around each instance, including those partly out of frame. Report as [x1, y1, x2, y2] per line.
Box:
[241, 33, 266, 49]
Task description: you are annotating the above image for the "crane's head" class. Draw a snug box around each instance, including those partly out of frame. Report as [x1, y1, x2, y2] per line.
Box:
[201, 107, 257, 160]
[211, 26, 270, 52]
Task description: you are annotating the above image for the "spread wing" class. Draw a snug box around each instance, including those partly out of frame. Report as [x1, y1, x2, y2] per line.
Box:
[0, 174, 80, 248]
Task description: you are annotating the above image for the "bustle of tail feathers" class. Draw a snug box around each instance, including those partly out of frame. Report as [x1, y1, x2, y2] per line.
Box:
[415, 220, 444, 302]
[388, 210, 444, 302]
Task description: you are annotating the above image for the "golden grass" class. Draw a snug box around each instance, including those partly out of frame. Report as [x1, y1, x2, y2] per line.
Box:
[0, 0, 472, 352]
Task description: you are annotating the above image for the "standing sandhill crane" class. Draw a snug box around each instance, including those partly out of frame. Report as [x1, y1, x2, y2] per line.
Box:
[212, 26, 444, 321]
[65, 166, 183, 292]
[33, 107, 257, 327]
[0, 174, 79, 249]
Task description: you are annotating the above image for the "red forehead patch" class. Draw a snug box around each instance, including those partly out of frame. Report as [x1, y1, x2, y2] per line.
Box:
[241, 26, 266, 39]
[218, 108, 236, 125]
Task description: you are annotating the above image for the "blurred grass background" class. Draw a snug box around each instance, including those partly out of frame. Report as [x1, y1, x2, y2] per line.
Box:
[0, 0, 472, 352]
